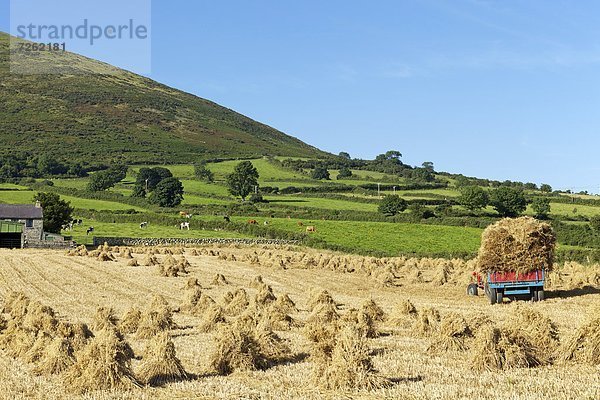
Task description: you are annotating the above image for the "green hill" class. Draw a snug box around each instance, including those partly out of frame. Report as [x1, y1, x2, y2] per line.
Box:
[0, 32, 325, 164]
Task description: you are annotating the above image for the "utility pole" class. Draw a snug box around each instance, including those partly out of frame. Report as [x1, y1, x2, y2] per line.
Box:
[393, 186, 396, 195]
[377, 183, 381, 198]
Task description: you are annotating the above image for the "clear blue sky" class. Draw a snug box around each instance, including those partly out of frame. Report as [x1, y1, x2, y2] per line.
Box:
[2, 1, 600, 191]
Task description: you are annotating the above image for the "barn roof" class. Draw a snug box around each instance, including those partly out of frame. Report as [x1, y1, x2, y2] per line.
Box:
[0, 204, 43, 219]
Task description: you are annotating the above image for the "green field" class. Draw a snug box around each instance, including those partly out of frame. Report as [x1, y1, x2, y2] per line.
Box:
[65, 220, 250, 245]
[209, 216, 481, 256]
[0, 190, 147, 212]
[3, 158, 600, 260]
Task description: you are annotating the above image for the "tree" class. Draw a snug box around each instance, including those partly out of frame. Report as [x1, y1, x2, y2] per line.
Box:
[149, 177, 184, 207]
[378, 195, 407, 216]
[410, 168, 434, 182]
[33, 192, 73, 234]
[311, 166, 330, 180]
[87, 171, 117, 191]
[338, 152, 351, 160]
[422, 161, 434, 172]
[458, 186, 489, 212]
[336, 167, 352, 180]
[136, 167, 173, 191]
[227, 161, 259, 201]
[384, 150, 402, 160]
[489, 187, 527, 217]
[131, 184, 147, 198]
[531, 197, 551, 219]
[194, 162, 214, 183]
[87, 166, 128, 191]
[540, 184, 552, 193]
[36, 154, 65, 176]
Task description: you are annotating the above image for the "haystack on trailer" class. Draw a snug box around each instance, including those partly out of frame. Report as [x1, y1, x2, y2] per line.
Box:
[469, 216, 555, 305]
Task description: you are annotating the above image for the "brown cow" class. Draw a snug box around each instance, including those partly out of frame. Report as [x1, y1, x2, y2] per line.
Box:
[248, 220, 258, 225]
[306, 226, 316, 233]
[297, 221, 304, 227]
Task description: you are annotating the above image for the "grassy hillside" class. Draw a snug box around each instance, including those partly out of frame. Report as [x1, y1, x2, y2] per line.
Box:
[0, 32, 325, 164]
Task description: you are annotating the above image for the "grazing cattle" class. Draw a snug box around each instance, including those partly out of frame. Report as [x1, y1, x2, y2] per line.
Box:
[78, 219, 83, 225]
[223, 215, 231, 223]
[248, 220, 258, 225]
[86, 227, 94, 235]
[306, 226, 316, 233]
[263, 221, 269, 226]
[297, 221, 304, 227]
[180, 222, 190, 230]
[140, 222, 148, 229]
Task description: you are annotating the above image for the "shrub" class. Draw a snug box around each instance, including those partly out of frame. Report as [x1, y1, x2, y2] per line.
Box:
[377, 195, 407, 216]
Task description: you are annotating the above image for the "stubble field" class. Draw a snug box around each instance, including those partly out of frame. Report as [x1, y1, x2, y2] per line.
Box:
[0, 245, 598, 400]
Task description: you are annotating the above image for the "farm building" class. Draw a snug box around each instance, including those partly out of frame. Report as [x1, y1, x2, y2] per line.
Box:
[0, 203, 44, 248]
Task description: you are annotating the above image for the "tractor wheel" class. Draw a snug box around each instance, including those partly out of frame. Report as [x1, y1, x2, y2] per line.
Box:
[537, 289, 545, 302]
[467, 283, 478, 296]
[496, 291, 504, 304]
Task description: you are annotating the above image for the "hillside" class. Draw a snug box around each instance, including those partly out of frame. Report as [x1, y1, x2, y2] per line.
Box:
[0, 32, 325, 164]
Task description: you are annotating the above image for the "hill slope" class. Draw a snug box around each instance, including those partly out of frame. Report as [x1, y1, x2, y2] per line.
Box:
[0, 33, 325, 164]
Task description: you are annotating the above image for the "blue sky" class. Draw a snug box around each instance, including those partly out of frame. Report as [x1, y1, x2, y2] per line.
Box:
[2, 1, 600, 191]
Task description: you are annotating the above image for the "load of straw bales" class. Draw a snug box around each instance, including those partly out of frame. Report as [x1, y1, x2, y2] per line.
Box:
[476, 217, 556, 274]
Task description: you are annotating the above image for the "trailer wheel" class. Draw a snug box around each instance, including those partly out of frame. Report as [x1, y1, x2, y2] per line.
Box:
[531, 290, 539, 302]
[467, 283, 478, 296]
[496, 291, 504, 304]
[488, 287, 497, 305]
[537, 290, 545, 302]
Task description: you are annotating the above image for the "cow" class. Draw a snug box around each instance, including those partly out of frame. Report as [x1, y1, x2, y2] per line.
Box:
[86, 227, 95, 235]
[297, 221, 304, 227]
[306, 226, 316, 233]
[223, 215, 231, 223]
[180, 222, 190, 230]
[140, 222, 148, 229]
[263, 221, 269, 226]
[248, 220, 258, 225]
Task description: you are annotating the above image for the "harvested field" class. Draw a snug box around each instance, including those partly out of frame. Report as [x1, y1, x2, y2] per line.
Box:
[0, 245, 598, 399]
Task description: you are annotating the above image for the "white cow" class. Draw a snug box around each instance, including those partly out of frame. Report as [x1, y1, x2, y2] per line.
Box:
[180, 222, 190, 230]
